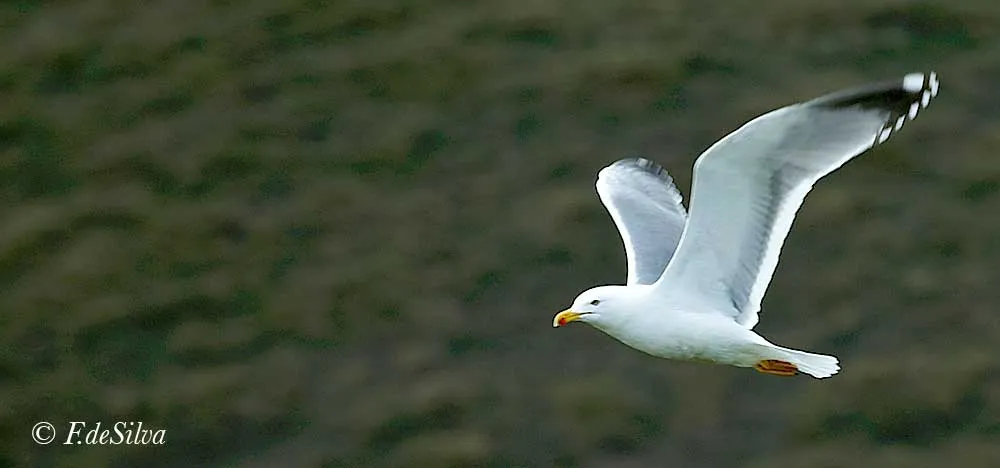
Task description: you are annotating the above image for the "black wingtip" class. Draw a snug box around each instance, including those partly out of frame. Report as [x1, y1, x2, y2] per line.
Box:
[808, 71, 939, 145]
[809, 72, 937, 112]
[612, 157, 672, 182]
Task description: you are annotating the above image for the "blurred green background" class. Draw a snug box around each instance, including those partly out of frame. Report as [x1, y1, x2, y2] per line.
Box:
[2, 0, 999, 466]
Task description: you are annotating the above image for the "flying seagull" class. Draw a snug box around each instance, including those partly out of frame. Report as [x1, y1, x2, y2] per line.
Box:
[553, 72, 940, 378]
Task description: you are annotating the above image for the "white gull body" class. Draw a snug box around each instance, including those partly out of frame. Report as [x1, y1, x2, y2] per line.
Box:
[554, 72, 940, 378]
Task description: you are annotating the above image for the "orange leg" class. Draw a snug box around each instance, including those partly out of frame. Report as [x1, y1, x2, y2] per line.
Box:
[754, 359, 798, 377]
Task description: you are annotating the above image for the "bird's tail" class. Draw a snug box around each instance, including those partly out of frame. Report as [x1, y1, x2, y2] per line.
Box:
[773, 346, 840, 379]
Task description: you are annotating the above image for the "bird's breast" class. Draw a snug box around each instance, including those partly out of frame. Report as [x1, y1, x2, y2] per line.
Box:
[598, 311, 750, 362]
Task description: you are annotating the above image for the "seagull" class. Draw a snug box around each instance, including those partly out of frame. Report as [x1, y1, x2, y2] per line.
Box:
[553, 72, 939, 378]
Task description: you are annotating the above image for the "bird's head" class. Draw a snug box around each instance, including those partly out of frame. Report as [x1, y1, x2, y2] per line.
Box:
[553, 285, 634, 328]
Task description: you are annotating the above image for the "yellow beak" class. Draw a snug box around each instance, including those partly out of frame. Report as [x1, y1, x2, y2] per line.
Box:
[553, 309, 583, 328]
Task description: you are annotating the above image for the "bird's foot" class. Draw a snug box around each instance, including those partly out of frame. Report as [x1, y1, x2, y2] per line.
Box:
[754, 359, 798, 377]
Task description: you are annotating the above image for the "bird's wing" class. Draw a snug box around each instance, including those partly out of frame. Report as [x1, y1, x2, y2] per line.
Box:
[596, 158, 688, 285]
[654, 72, 939, 328]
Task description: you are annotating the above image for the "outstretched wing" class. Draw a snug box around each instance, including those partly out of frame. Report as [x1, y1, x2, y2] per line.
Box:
[596, 158, 688, 285]
[655, 72, 940, 328]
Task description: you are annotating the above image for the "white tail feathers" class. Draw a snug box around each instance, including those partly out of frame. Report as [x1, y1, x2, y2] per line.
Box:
[777, 347, 840, 379]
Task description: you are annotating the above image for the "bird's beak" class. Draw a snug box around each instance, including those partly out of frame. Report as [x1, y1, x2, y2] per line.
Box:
[553, 310, 584, 328]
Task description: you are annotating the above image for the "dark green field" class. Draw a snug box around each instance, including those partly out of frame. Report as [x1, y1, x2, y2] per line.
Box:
[3, 0, 1000, 466]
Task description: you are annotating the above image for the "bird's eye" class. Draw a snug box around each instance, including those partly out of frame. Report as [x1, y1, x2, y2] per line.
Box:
[589, 299, 600, 306]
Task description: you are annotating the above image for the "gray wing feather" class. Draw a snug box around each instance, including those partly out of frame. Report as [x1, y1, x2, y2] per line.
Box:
[655, 72, 939, 328]
[597, 158, 688, 285]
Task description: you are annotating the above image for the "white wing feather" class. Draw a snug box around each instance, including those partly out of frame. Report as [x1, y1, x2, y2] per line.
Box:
[655, 72, 939, 328]
[596, 158, 687, 285]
